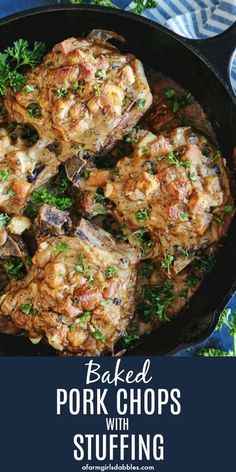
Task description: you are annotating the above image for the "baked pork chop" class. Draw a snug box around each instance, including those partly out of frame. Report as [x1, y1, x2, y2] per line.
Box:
[78, 127, 234, 276]
[0, 218, 139, 355]
[5, 30, 152, 153]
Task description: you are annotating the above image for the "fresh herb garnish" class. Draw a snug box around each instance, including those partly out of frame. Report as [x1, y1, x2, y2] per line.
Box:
[30, 188, 72, 210]
[135, 208, 149, 223]
[224, 204, 234, 214]
[76, 253, 87, 274]
[59, 178, 70, 193]
[25, 256, 33, 267]
[213, 214, 224, 225]
[0, 213, 10, 228]
[196, 308, 236, 357]
[87, 275, 94, 285]
[0, 39, 45, 96]
[192, 256, 215, 272]
[197, 348, 233, 357]
[164, 88, 194, 113]
[161, 253, 174, 273]
[92, 191, 107, 205]
[93, 329, 106, 343]
[22, 84, 35, 94]
[27, 102, 41, 118]
[138, 260, 156, 278]
[55, 87, 68, 99]
[180, 212, 189, 221]
[94, 84, 101, 97]
[188, 169, 197, 181]
[81, 170, 89, 180]
[136, 282, 174, 322]
[96, 69, 107, 79]
[7, 188, 15, 197]
[3, 257, 26, 280]
[123, 332, 140, 347]
[168, 151, 190, 168]
[79, 311, 91, 322]
[187, 276, 198, 288]
[105, 266, 118, 278]
[101, 299, 113, 308]
[137, 99, 146, 111]
[53, 242, 69, 255]
[165, 88, 175, 98]
[211, 150, 222, 162]
[0, 169, 9, 181]
[20, 303, 38, 315]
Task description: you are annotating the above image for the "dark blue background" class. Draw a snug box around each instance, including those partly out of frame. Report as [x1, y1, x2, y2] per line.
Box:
[0, 357, 234, 471]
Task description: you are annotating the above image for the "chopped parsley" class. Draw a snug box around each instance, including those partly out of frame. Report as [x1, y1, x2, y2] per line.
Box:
[211, 150, 222, 162]
[180, 212, 189, 221]
[30, 188, 72, 210]
[136, 282, 174, 322]
[3, 257, 26, 280]
[22, 84, 35, 94]
[96, 68, 107, 79]
[130, 0, 157, 14]
[27, 102, 42, 118]
[196, 348, 233, 357]
[192, 256, 215, 272]
[165, 88, 175, 98]
[188, 169, 197, 181]
[76, 253, 87, 274]
[81, 170, 89, 180]
[224, 204, 234, 214]
[94, 84, 101, 97]
[165, 89, 194, 113]
[87, 275, 94, 285]
[135, 208, 149, 223]
[55, 87, 68, 99]
[0, 169, 9, 181]
[161, 253, 174, 273]
[137, 99, 146, 111]
[123, 332, 140, 347]
[79, 311, 91, 323]
[59, 178, 70, 193]
[138, 260, 156, 278]
[20, 303, 38, 315]
[213, 214, 224, 225]
[53, 242, 69, 255]
[92, 191, 107, 205]
[25, 256, 33, 267]
[101, 299, 113, 308]
[93, 329, 106, 343]
[0, 212, 10, 228]
[168, 151, 190, 168]
[7, 188, 15, 196]
[105, 266, 118, 278]
[187, 276, 198, 288]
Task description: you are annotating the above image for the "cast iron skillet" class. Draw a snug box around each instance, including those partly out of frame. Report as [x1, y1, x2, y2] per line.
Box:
[0, 5, 235, 356]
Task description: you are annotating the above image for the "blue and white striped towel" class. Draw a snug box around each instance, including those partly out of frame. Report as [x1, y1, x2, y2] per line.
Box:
[126, 0, 236, 92]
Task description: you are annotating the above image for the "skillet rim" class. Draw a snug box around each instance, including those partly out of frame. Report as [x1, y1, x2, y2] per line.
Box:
[0, 4, 235, 103]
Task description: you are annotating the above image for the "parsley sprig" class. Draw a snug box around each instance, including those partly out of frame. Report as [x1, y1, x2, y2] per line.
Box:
[196, 308, 236, 356]
[0, 39, 45, 96]
[68, 0, 157, 15]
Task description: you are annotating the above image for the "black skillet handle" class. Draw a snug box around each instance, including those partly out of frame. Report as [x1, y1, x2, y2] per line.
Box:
[182, 21, 236, 99]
